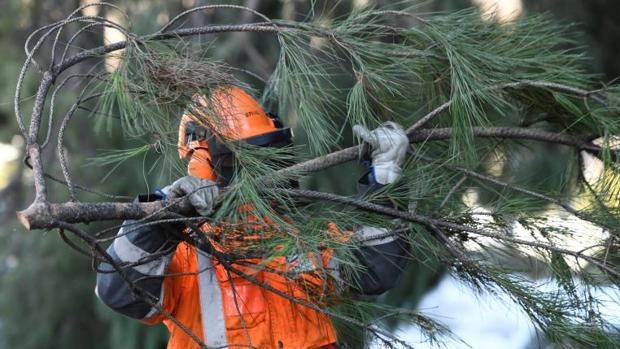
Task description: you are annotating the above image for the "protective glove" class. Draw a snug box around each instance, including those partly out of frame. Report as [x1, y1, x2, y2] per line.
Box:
[352, 121, 409, 185]
[167, 176, 219, 216]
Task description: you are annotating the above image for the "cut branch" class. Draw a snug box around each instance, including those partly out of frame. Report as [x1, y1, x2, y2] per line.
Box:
[17, 126, 608, 230]
[16, 187, 618, 279]
[17, 200, 193, 230]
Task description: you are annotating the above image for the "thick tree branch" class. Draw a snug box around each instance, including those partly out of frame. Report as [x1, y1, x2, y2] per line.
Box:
[17, 125, 608, 229]
[17, 184, 617, 278]
[27, 72, 55, 202]
[274, 126, 604, 184]
[17, 200, 193, 230]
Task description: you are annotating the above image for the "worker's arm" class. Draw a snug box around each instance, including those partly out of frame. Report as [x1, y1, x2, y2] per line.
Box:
[95, 177, 218, 320]
[349, 225, 410, 296]
[95, 191, 181, 320]
[348, 121, 411, 295]
[345, 172, 411, 295]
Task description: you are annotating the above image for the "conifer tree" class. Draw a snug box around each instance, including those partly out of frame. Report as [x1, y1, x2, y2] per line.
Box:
[13, 1, 620, 348]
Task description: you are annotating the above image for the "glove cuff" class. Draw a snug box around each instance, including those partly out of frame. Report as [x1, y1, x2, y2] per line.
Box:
[354, 226, 397, 246]
[371, 163, 402, 185]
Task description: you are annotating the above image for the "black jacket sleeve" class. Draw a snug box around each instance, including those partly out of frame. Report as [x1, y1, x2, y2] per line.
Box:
[95, 192, 181, 320]
[348, 173, 411, 296]
[351, 232, 410, 295]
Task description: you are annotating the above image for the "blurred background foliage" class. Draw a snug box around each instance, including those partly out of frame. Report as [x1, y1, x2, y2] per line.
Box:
[1, 0, 619, 348]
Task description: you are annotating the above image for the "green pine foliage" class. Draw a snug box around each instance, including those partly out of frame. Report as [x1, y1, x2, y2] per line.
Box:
[10, 1, 620, 348]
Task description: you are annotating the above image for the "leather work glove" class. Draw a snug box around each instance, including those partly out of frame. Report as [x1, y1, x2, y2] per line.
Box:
[167, 176, 219, 216]
[353, 121, 409, 185]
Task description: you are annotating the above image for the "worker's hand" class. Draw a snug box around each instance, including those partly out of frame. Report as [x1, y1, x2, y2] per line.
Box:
[167, 176, 219, 216]
[353, 121, 409, 185]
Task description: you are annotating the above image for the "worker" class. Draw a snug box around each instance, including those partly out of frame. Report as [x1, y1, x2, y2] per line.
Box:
[95, 86, 410, 349]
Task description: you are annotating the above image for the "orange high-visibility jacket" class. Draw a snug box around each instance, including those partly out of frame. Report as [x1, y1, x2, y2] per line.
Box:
[143, 239, 339, 349]
[96, 196, 408, 349]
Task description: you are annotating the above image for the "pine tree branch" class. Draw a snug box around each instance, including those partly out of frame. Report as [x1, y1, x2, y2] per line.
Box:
[157, 4, 275, 34]
[17, 185, 617, 278]
[17, 125, 610, 230]
[410, 127, 600, 151]
[276, 126, 603, 183]
[406, 80, 608, 134]
[27, 72, 55, 203]
[423, 153, 579, 210]
[417, 154, 620, 232]
[53, 23, 279, 76]
[281, 189, 620, 279]
[16, 200, 192, 230]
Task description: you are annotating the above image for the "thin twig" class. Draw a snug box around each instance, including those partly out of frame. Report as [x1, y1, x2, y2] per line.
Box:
[439, 174, 468, 209]
[57, 77, 103, 201]
[43, 72, 106, 149]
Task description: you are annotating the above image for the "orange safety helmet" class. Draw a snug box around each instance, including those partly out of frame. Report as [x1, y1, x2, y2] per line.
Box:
[178, 86, 292, 184]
